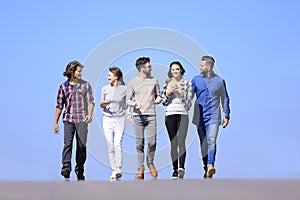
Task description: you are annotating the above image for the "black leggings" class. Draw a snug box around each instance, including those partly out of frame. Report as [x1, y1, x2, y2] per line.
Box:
[165, 114, 189, 170]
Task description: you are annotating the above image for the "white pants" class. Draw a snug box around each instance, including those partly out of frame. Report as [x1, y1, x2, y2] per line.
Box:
[103, 115, 126, 170]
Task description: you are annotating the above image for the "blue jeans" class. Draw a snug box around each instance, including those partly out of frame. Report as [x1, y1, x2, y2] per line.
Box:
[197, 123, 219, 170]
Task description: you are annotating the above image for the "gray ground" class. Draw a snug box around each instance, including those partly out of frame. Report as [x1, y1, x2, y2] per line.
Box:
[0, 179, 299, 200]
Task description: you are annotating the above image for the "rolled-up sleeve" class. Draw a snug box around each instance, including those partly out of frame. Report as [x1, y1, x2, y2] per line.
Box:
[161, 80, 170, 106]
[186, 81, 194, 110]
[126, 82, 134, 107]
[56, 84, 65, 110]
[86, 82, 95, 105]
[154, 78, 162, 103]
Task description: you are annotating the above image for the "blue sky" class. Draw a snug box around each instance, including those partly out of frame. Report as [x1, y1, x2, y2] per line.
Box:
[0, 0, 300, 181]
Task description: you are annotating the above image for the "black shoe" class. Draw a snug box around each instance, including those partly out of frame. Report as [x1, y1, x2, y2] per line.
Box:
[172, 170, 178, 179]
[61, 168, 70, 179]
[76, 171, 85, 181]
[77, 175, 85, 181]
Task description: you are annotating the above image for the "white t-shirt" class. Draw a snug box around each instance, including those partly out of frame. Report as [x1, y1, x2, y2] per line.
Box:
[101, 84, 127, 117]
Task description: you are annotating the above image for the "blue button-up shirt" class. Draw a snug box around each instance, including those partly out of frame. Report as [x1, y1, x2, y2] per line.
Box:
[191, 74, 230, 126]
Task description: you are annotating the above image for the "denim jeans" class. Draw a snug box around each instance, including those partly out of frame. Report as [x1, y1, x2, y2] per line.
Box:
[165, 114, 189, 170]
[103, 115, 125, 170]
[133, 115, 157, 170]
[197, 123, 219, 169]
[62, 122, 88, 174]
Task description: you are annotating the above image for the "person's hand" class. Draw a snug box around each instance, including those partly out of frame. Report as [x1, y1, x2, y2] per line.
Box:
[127, 110, 132, 121]
[168, 82, 183, 96]
[166, 88, 173, 96]
[153, 95, 162, 105]
[100, 100, 110, 108]
[166, 83, 176, 96]
[54, 123, 59, 134]
[153, 100, 161, 105]
[133, 101, 142, 109]
[84, 115, 93, 123]
[222, 117, 229, 128]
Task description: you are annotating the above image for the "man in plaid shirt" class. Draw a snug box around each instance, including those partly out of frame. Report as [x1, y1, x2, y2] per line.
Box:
[54, 61, 94, 181]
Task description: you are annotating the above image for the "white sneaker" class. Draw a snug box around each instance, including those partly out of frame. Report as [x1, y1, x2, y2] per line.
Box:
[110, 169, 122, 181]
[110, 173, 116, 181]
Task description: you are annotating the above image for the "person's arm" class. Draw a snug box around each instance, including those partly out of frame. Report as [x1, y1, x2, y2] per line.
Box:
[220, 80, 230, 128]
[154, 79, 162, 105]
[85, 103, 94, 123]
[85, 82, 95, 123]
[54, 85, 64, 134]
[186, 81, 195, 110]
[126, 106, 132, 121]
[54, 108, 62, 134]
[100, 86, 110, 108]
[161, 80, 170, 106]
[191, 77, 197, 95]
[126, 81, 136, 107]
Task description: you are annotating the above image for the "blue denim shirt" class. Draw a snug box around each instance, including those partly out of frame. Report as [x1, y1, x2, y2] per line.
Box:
[191, 74, 230, 126]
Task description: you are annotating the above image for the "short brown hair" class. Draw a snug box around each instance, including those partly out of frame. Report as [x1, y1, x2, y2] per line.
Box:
[201, 56, 215, 68]
[135, 57, 150, 71]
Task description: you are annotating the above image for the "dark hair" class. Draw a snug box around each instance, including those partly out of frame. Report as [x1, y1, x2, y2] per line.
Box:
[63, 60, 83, 79]
[135, 57, 150, 71]
[167, 61, 185, 78]
[201, 56, 215, 68]
[109, 66, 125, 85]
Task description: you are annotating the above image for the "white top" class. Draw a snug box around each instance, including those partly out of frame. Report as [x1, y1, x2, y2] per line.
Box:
[101, 84, 127, 117]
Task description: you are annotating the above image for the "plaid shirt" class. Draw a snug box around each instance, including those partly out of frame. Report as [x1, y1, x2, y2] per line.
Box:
[161, 78, 194, 110]
[56, 79, 94, 123]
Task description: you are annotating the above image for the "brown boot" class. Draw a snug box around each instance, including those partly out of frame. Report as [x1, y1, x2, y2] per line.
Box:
[148, 164, 158, 177]
[206, 165, 216, 179]
[135, 169, 144, 180]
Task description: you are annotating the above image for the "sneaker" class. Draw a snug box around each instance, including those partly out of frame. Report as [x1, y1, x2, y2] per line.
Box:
[77, 173, 85, 181]
[206, 165, 216, 179]
[116, 172, 122, 180]
[178, 168, 185, 179]
[115, 168, 122, 180]
[172, 170, 178, 179]
[110, 171, 117, 181]
[135, 169, 144, 180]
[61, 168, 70, 179]
[75, 170, 85, 181]
[77, 175, 85, 181]
[148, 164, 158, 177]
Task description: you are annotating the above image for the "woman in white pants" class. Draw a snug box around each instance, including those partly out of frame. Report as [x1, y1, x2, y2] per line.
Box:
[100, 67, 127, 181]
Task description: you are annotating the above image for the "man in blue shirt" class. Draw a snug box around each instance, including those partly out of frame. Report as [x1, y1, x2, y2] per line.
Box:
[191, 56, 230, 179]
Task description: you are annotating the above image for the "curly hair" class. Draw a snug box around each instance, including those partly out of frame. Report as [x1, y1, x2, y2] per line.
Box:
[63, 60, 83, 79]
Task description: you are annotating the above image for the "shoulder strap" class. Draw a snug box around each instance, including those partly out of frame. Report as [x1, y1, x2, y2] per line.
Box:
[64, 80, 69, 95]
